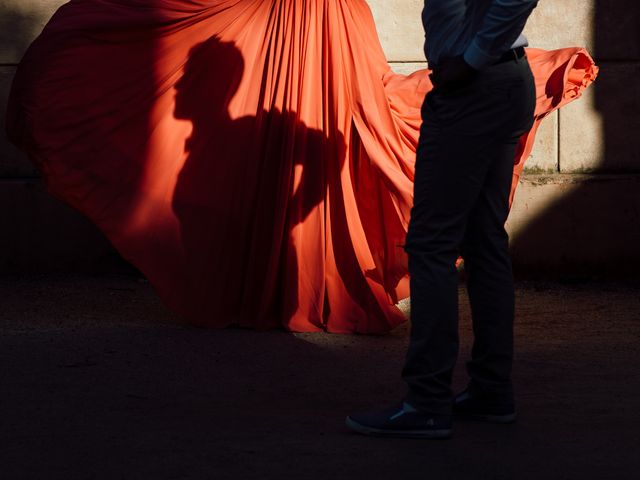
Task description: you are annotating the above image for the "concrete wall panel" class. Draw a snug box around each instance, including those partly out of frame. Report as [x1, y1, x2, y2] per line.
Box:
[560, 62, 640, 173]
[558, 86, 602, 173]
[524, 0, 594, 54]
[0, 179, 123, 272]
[2, 174, 638, 276]
[0, 67, 38, 177]
[388, 62, 427, 76]
[525, 111, 558, 174]
[367, 0, 424, 62]
[0, 0, 66, 64]
[508, 174, 640, 276]
[591, 0, 640, 61]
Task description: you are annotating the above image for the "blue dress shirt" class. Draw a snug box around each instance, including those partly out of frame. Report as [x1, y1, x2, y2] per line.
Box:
[422, 0, 539, 69]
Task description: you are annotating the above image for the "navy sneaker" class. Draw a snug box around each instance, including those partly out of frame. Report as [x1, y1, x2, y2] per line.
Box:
[453, 389, 517, 424]
[346, 402, 452, 439]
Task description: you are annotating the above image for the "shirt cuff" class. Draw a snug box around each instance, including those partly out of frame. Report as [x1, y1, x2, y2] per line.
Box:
[463, 39, 498, 70]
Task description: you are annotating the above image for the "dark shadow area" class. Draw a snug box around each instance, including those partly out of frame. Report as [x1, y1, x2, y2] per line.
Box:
[592, 0, 640, 173]
[511, 2, 640, 279]
[2, 275, 639, 478]
[172, 37, 344, 328]
[2, 1, 160, 275]
[0, 178, 134, 274]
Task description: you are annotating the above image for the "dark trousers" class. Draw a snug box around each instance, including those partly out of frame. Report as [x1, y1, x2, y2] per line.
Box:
[402, 55, 536, 415]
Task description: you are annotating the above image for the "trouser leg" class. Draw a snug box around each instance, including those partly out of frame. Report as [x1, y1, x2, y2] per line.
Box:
[402, 94, 493, 415]
[461, 135, 519, 402]
[402, 56, 536, 414]
[462, 63, 536, 401]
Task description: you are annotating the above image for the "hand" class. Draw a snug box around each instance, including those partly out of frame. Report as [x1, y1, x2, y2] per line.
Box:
[429, 56, 477, 92]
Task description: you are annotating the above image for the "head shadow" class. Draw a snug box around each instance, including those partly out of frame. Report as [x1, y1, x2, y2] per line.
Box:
[171, 35, 346, 329]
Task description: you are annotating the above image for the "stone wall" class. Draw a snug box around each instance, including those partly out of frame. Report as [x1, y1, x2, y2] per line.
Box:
[1, 0, 639, 276]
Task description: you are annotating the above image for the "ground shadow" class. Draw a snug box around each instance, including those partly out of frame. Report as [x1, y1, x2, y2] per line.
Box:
[2, 276, 639, 478]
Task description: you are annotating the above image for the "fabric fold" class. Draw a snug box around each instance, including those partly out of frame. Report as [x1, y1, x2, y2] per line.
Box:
[6, 0, 597, 333]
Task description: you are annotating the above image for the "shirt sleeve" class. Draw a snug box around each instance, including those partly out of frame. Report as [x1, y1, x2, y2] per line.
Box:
[463, 0, 539, 70]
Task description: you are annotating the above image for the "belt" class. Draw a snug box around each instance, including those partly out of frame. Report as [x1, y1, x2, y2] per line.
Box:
[494, 46, 526, 65]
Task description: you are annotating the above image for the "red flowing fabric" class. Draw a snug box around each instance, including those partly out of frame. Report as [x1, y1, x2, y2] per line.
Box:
[6, 0, 598, 333]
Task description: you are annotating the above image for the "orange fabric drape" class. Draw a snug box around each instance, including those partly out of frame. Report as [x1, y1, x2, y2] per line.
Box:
[6, 0, 598, 333]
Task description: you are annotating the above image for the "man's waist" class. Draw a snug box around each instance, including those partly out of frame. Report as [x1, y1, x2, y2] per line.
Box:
[493, 46, 526, 65]
[430, 46, 527, 70]
[427, 34, 529, 69]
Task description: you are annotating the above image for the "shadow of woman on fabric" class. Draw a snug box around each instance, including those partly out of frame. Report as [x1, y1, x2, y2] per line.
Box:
[172, 36, 345, 330]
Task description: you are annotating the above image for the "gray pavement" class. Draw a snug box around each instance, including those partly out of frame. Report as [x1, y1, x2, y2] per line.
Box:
[1, 274, 639, 479]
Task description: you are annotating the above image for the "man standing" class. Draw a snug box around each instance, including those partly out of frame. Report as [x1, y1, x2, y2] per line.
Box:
[347, 0, 539, 439]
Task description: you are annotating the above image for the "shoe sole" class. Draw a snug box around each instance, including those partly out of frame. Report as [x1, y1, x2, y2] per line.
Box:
[345, 417, 452, 439]
[454, 412, 517, 424]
